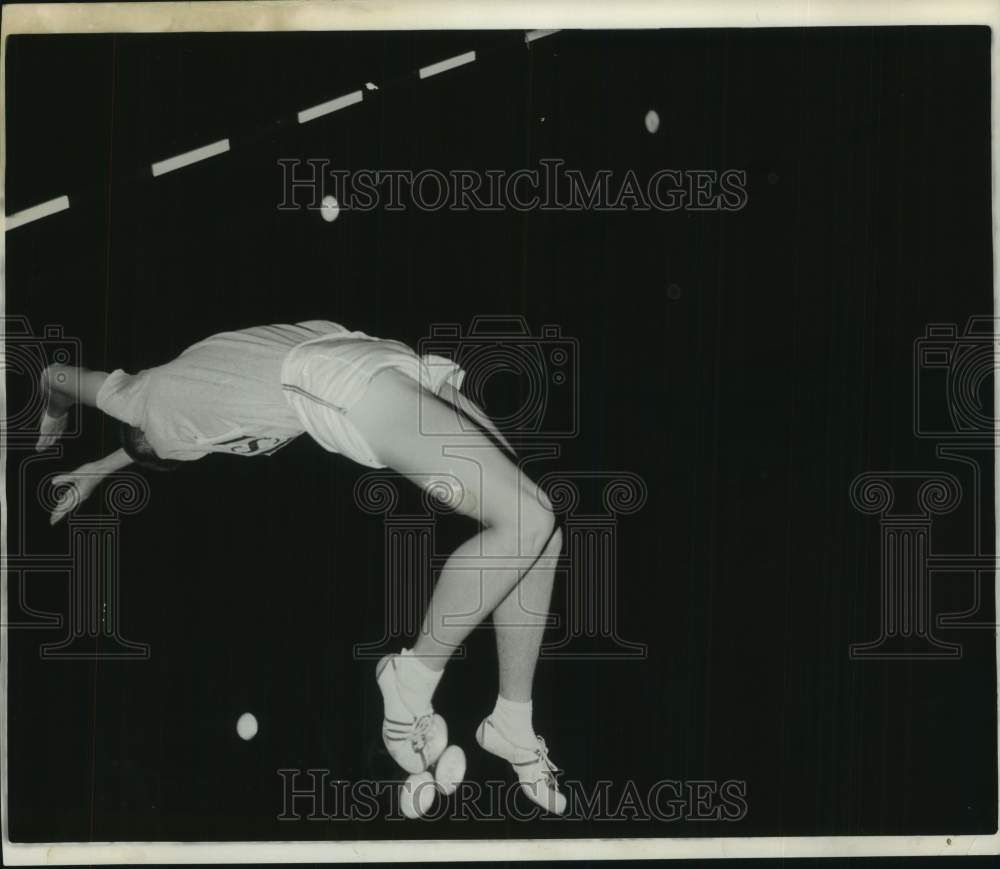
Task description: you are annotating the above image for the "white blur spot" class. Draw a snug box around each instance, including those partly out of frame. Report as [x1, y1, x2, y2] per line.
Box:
[434, 745, 467, 796]
[400, 771, 436, 818]
[365, 81, 379, 91]
[236, 712, 258, 741]
[644, 109, 660, 134]
[321, 195, 340, 223]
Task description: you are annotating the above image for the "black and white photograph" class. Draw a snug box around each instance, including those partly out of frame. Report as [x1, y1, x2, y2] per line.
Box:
[1, 0, 998, 862]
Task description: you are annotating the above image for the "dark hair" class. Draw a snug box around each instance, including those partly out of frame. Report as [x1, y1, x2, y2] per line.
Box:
[119, 422, 182, 472]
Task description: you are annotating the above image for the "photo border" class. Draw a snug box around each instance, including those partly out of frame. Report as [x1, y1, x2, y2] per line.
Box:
[2, 0, 998, 862]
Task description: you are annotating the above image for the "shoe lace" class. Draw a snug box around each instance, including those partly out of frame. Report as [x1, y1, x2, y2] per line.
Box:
[410, 713, 433, 752]
[533, 735, 561, 787]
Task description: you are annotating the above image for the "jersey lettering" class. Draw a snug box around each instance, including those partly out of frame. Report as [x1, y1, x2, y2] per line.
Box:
[214, 434, 292, 456]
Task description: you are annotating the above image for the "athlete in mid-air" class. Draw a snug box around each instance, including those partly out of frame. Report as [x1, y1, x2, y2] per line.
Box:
[37, 318, 566, 814]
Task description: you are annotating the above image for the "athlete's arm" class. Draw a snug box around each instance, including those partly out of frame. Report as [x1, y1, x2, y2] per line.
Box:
[49, 448, 133, 525]
[437, 382, 517, 457]
[36, 364, 111, 452]
[44, 364, 109, 411]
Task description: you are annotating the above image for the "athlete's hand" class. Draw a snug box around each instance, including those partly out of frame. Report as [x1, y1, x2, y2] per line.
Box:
[35, 366, 70, 452]
[49, 464, 103, 525]
[36, 409, 69, 452]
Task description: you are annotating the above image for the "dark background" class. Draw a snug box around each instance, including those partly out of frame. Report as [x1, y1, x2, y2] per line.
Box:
[4, 26, 996, 842]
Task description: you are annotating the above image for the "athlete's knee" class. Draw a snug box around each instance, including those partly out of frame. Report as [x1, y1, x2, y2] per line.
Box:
[520, 493, 558, 556]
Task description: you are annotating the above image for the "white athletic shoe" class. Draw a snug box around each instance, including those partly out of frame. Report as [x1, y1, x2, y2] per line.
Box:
[376, 654, 448, 775]
[476, 717, 567, 815]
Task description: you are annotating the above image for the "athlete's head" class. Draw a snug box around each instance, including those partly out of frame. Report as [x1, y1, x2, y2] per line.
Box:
[119, 422, 182, 472]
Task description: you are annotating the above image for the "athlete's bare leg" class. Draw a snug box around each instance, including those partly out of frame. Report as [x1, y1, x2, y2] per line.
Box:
[490, 526, 561, 701]
[434, 383, 561, 700]
[346, 367, 569, 813]
[346, 367, 561, 700]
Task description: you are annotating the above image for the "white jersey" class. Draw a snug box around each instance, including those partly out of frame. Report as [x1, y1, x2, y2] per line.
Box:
[97, 320, 346, 461]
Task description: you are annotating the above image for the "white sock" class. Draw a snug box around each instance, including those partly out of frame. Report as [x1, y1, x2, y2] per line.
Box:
[384, 648, 443, 719]
[491, 695, 536, 747]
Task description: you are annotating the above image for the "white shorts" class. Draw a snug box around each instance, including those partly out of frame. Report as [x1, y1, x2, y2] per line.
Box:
[279, 329, 466, 468]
